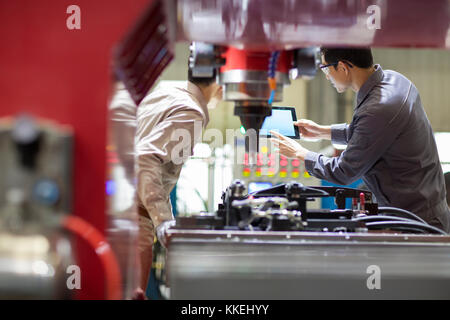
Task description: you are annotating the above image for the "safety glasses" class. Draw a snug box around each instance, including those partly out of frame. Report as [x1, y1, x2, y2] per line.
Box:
[319, 63, 338, 75]
[319, 61, 353, 75]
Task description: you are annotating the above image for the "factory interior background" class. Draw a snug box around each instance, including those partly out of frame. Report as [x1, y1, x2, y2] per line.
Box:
[1, 0, 450, 302]
[151, 44, 450, 217]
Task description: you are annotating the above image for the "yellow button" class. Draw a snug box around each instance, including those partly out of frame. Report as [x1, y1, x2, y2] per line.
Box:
[291, 171, 299, 178]
[255, 171, 261, 177]
[261, 146, 268, 154]
[303, 171, 311, 178]
[280, 171, 287, 178]
[243, 171, 251, 177]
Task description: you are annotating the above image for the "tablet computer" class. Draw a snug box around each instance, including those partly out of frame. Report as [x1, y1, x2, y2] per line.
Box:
[259, 106, 300, 139]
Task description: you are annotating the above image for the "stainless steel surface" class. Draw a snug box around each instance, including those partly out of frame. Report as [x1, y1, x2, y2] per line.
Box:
[177, 0, 450, 50]
[167, 228, 450, 243]
[220, 70, 289, 102]
[167, 229, 450, 299]
[189, 42, 225, 78]
[0, 229, 74, 299]
[219, 70, 290, 84]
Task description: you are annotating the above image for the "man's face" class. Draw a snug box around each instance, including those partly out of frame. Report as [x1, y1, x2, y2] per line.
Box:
[211, 82, 223, 101]
[321, 55, 350, 93]
[207, 82, 223, 109]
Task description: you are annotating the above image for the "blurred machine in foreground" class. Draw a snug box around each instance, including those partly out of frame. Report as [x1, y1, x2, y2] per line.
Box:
[0, 115, 75, 298]
[0, 115, 122, 299]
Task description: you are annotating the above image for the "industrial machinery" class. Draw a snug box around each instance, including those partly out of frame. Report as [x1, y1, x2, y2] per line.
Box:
[166, 180, 450, 299]
[174, 180, 445, 234]
[2, 0, 450, 300]
[188, 43, 319, 158]
[111, 0, 450, 300]
[1, 0, 151, 299]
[0, 115, 75, 298]
[0, 115, 122, 299]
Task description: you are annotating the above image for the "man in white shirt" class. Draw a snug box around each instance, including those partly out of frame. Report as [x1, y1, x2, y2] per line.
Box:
[135, 68, 222, 295]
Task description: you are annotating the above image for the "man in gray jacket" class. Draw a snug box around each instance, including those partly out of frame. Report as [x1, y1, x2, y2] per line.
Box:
[271, 47, 449, 233]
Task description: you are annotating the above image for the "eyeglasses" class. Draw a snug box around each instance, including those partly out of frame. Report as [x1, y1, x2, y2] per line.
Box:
[319, 61, 353, 75]
[319, 63, 338, 75]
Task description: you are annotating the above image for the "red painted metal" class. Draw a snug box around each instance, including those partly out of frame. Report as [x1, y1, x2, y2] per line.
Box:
[220, 47, 292, 73]
[0, 0, 150, 299]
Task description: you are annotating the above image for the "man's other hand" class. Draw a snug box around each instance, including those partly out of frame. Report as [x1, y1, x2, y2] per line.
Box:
[295, 119, 331, 140]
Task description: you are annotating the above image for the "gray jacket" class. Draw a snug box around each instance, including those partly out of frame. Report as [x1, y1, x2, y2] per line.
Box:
[305, 65, 450, 232]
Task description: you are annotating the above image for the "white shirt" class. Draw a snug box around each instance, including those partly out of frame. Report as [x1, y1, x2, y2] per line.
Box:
[135, 81, 209, 228]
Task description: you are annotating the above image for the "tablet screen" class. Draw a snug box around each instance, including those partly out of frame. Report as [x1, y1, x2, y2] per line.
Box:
[259, 107, 300, 139]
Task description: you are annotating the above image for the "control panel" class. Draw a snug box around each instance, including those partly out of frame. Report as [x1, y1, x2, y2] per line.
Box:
[233, 138, 320, 198]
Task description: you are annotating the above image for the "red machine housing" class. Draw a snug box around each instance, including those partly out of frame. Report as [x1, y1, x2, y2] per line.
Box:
[220, 47, 292, 74]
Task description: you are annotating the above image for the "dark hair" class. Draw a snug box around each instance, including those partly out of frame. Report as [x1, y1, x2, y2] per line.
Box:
[320, 47, 373, 69]
[188, 67, 217, 87]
